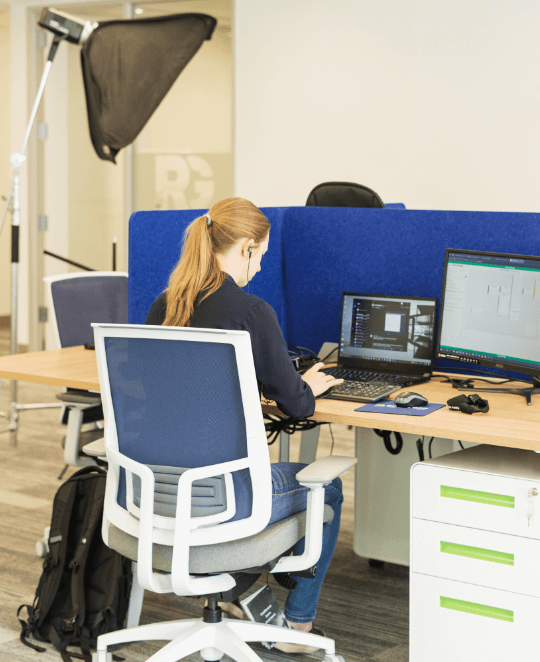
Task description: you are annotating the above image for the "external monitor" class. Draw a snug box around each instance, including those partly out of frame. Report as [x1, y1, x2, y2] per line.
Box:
[437, 248, 540, 389]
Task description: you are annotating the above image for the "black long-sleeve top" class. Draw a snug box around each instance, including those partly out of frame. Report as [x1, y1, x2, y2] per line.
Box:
[145, 274, 315, 420]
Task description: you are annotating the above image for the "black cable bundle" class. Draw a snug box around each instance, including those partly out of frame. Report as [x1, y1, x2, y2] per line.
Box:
[373, 428, 403, 455]
[264, 415, 324, 446]
[288, 346, 320, 372]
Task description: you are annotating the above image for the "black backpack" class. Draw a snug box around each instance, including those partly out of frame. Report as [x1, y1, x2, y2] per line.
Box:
[18, 466, 132, 661]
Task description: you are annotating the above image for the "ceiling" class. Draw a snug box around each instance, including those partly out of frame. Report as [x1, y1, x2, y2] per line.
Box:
[60, 0, 231, 31]
[0, 4, 8, 31]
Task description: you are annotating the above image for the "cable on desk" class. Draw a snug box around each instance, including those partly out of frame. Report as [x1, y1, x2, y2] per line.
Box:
[288, 346, 320, 372]
[433, 367, 530, 384]
[431, 374, 513, 388]
[319, 346, 338, 363]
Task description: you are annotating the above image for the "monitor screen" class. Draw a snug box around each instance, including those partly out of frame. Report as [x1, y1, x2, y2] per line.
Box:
[437, 249, 540, 377]
[339, 293, 437, 370]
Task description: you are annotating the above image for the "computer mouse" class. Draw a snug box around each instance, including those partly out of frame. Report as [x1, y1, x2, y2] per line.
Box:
[394, 392, 429, 408]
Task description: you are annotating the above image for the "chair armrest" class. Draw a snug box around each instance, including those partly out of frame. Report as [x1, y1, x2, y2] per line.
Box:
[272, 456, 356, 574]
[56, 391, 101, 406]
[82, 437, 105, 457]
[296, 455, 357, 487]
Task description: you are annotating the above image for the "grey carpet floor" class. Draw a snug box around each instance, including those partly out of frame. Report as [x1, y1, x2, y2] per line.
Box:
[0, 378, 409, 662]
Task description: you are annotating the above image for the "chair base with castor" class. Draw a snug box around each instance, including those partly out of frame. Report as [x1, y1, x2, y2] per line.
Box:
[97, 596, 345, 662]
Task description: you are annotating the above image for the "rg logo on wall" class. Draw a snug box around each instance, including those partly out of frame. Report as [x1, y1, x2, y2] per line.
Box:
[155, 155, 215, 210]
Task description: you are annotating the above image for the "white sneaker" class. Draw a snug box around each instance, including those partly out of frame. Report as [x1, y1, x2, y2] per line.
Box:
[273, 625, 327, 654]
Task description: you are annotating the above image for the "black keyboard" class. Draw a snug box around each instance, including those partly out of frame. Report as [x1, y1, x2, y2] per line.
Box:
[323, 380, 402, 403]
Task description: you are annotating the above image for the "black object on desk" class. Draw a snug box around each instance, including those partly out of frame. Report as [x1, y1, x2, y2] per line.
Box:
[447, 394, 489, 414]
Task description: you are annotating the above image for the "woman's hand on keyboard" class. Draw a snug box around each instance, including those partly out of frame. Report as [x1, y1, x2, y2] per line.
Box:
[301, 362, 344, 397]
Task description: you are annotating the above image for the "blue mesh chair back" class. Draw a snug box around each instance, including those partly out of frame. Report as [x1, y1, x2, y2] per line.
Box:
[103, 333, 253, 521]
[51, 274, 128, 347]
[306, 181, 385, 208]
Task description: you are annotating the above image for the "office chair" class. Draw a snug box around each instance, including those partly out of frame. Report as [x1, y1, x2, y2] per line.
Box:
[305, 182, 385, 456]
[306, 181, 385, 208]
[43, 272, 128, 474]
[92, 323, 355, 662]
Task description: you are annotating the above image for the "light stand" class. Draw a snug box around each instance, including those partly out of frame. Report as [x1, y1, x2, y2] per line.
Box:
[0, 7, 216, 445]
[0, 36, 67, 445]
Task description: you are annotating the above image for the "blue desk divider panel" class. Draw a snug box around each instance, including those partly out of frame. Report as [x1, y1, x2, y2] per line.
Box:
[280, 207, 540, 373]
[130, 206, 540, 376]
[129, 207, 289, 334]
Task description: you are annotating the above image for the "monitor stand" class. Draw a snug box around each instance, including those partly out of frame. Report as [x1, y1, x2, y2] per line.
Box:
[456, 375, 540, 406]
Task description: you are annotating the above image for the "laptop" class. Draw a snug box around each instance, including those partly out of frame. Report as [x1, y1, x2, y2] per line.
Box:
[322, 292, 437, 402]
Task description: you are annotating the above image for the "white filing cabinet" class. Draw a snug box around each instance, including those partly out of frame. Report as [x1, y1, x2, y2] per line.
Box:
[410, 444, 540, 661]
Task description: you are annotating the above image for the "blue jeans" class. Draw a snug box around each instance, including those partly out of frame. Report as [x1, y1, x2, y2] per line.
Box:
[269, 462, 343, 623]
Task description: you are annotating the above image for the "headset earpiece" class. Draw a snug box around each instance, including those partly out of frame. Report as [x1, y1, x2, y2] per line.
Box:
[248, 247, 253, 256]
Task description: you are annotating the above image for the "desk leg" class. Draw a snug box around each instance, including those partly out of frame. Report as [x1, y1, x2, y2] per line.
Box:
[279, 430, 290, 463]
[354, 428, 460, 566]
[279, 427, 321, 464]
[298, 426, 321, 464]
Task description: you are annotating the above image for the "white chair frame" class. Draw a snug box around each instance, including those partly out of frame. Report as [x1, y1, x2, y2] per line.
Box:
[92, 323, 355, 662]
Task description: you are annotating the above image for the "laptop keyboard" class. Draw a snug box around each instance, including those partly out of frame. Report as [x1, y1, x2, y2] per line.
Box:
[325, 380, 401, 403]
[322, 367, 408, 384]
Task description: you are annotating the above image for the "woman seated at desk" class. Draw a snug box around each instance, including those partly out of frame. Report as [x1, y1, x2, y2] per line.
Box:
[145, 197, 343, 654]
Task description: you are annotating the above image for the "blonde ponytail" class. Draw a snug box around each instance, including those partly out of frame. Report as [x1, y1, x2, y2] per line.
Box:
[163, 198, 270, 327]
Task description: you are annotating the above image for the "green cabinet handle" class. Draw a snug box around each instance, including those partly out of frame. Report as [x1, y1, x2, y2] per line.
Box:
[441, 485, 514, 508]
[440, 596, 513, 622]
[440, 541, 514, 566]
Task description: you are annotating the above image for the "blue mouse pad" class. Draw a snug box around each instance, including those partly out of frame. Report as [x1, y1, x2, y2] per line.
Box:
[355, 400, 446, 416]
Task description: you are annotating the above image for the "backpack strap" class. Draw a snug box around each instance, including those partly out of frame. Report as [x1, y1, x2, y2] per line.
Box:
[60, 473, 107, 661]
[49, 622, 85, 662]
[33, 476, 81, 632]
[48, 470, 106, 660]
[69, 465, 107, 480]
[17, 604, 46, 652]
[69, 473, 106, 620]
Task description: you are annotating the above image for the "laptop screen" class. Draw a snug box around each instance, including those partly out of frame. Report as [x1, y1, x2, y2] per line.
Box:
[339, 293, 437, 373]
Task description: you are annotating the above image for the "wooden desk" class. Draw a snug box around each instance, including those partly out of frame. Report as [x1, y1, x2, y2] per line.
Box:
[0, 345, 101, 391]
[0, 345, 539, 450]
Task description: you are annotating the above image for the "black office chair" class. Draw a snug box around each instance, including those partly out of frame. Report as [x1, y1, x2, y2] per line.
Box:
[306, 180, 386, 545]
[306, 182, 385, 208]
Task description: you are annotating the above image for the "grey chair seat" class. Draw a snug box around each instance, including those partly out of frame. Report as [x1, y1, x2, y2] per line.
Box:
[109, 504, 334, 575]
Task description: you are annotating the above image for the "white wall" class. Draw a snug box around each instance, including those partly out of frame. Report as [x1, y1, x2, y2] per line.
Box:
[0, 5, 11, 315]
[234, 0, 540, 212]
[136, 22, 233, 211]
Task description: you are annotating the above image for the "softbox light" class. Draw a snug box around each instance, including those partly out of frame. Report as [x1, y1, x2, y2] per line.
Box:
[80, 13, 217, 163]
